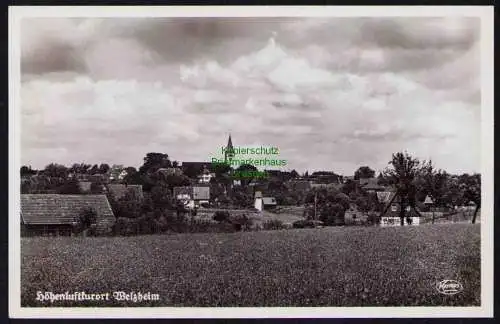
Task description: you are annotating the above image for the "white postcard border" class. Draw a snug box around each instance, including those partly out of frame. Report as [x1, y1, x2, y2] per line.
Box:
[9, 5, 494, 318]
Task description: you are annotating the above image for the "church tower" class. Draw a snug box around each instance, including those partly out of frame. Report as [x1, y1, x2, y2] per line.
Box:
[224, 134, 235, 164]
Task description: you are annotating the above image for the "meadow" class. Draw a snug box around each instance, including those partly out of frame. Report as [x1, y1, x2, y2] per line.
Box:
[21, 223, 480, 307]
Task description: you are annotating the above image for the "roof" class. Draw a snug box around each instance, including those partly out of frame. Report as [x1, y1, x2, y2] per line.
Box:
[193, 186, 210, 200]
[254, 191, 263, 198]
[376, 191, 398, 204]
[424, 195, 434, 204]
[21, 194, 115, 227]
[262, 197, 277, 205]
[383, 207, 420, 218]
[107, 184, 143, 200]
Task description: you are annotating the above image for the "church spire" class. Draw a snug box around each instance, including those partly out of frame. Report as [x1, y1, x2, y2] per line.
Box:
[225, 134, 235, 163]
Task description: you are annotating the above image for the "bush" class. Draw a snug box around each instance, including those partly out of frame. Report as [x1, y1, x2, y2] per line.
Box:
[292, 219, 323, 229]
[231, 214, 253, 231]
[113, 217, 138, 236]
[263, 219, 285, 230]
[79, 207, 98, 228]
[73, 207, 98, 235]
[213, 211, 230, 223]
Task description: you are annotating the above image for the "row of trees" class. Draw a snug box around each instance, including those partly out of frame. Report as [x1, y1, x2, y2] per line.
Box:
[297, 152, 481, 227]
[21, 163, 113, 178]
[381, 152, 480, 225]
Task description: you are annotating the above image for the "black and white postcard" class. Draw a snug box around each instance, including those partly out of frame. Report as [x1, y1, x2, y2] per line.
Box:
[9, 5, 494, 319]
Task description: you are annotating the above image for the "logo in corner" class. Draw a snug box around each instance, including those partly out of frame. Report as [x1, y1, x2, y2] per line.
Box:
[436, 280, 463, 295]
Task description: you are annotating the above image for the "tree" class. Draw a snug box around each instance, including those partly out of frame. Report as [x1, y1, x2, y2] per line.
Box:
[213, 162, 232, 178]
[354, 166, 376, 180]
[383, 152, 424, 226]
[89, 164, 100, 175]
[290, 169, 299, 178]
[305, 188, 349, 225]
[183, 165, 202, 179]
[377, 172, 392, 186]
[108, 191, 143, 219]
[231, 186, 253, 208]
[139, 153, 172, 174]
[418, 160, 449, 210]
[234, 164, 258, 186]
[459, 173, 481, 224]
[58, 178, 82, 194]
[99, 163, 110, 174]
[20, 165, 36, 176]
[122, 167, 144, 186]
[69, 163, 91, 175]
[165, 174, 191, 189]
[341, 179, 358, 196]
[74, 207, 98, 235]
[79, 207, 98, 228]
[44, 163, 68, 179]
[150, 185, 172, 210]
[90, 182, 105, 194]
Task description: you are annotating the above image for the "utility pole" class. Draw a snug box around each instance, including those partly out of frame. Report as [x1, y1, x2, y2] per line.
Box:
[314, 192, 318, 221]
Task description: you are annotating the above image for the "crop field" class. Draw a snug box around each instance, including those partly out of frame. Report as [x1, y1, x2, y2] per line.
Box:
[21, 223, 480, 307]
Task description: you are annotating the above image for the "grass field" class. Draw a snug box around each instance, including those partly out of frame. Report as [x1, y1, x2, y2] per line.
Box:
[21, 223, 480, 307]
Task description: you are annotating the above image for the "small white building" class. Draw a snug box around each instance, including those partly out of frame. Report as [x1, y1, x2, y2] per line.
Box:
[254, 191, 263, 211]
[254, 191, 277, 212]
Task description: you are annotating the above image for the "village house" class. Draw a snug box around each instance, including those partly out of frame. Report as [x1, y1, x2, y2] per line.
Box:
[173, 185, 210, 209]
[108, 164, 127, 182]
[21, 194, 116, 236]
[376, 191, 421, 227]
[197, 167, 216, 184]
[254, 191, 277, 211]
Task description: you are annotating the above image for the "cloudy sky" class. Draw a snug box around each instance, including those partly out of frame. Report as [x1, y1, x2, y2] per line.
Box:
[20, 16, 481, 175]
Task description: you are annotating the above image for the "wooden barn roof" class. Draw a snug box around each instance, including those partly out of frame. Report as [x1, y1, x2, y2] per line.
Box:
[21, 194, 115, 225]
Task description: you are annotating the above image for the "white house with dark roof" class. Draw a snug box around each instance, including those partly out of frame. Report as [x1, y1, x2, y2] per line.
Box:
[376, 191, 421, 227]
[254, 191, 277, 211]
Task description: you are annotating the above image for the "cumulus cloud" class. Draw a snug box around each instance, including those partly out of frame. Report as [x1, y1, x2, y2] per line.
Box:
[20, 17, 481, 174]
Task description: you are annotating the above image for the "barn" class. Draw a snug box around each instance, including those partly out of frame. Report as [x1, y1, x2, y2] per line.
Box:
[20, 194, 116, 236]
